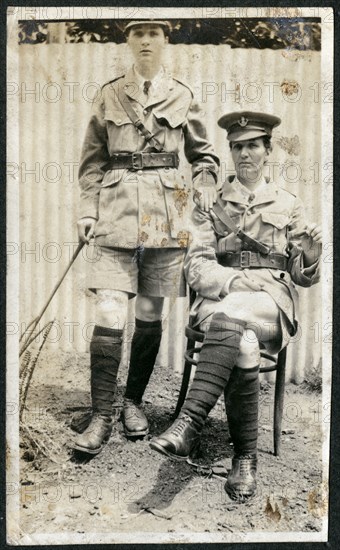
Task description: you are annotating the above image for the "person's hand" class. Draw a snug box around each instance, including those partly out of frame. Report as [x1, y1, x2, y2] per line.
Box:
[306, 223, 322, 245]
[193, 186, 217, 212]
[77, 217, 96, 244]
[290, 222, 322, 265]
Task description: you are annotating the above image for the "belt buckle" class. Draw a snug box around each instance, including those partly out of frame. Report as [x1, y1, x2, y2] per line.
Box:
[132, 152, 143, 170]
[240, 250, 252, 268]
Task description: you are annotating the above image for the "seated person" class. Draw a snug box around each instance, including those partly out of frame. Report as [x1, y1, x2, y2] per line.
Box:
[150, 111, 322, 502]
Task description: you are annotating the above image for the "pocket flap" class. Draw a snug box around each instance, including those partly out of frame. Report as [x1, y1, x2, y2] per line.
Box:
[101, 168, 126, 188]
[158, 169, 185, 189]
[153, 106, 187, 128]
[261, 212, 290, 230]
[104, 109, 132, 126]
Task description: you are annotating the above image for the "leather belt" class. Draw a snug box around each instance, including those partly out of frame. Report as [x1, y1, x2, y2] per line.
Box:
[217, 251, 288, 270]
[102, 152, 179, 172]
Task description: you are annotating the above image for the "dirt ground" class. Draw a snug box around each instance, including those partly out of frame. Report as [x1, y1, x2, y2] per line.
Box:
[18, 349, 327, 542]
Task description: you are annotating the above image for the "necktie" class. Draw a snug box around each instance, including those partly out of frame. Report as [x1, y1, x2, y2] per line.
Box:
[143, 80, 152, 95]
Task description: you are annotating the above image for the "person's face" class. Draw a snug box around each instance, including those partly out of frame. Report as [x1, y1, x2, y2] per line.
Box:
[127, 24, 168, 67]
[230, 137, 270, 182]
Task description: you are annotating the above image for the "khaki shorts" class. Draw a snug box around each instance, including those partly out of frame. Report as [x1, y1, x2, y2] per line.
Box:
[87, 245, 186, 298]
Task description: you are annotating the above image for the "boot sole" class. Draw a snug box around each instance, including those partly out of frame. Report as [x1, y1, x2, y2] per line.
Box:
[224, 481, 256, 502]
[149, 440, 200, 461]
[73, 443, 104, 455]
[124, 427, 149, 439]
[73, 428, 112, 455]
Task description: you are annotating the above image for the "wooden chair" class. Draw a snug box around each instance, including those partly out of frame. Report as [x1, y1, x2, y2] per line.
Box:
[174, 312, 287, 457]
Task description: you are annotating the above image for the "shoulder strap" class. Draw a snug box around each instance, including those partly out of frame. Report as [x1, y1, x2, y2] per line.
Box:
[115, 85, 164, 152]
[212, 198, 271, 256]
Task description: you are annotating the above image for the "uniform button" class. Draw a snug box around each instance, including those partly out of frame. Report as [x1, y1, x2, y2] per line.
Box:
[137, 170, 143, 175]
[247, 210, 252, 216]
[117, 118, 121, 124]
[143, 109, 148, 115]
[280, 272, 285, 279]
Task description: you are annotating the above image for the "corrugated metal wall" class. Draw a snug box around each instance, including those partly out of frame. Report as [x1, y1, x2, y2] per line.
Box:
[17, 41, 322, 382]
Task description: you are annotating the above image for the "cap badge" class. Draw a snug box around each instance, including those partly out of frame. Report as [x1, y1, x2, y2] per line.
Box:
[238, 116, 248, 127]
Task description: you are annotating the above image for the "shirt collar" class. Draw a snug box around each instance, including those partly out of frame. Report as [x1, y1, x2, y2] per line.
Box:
[133, 65, 164, 91]
[221, 175, 279, 206]
[233, 175, 268, 197]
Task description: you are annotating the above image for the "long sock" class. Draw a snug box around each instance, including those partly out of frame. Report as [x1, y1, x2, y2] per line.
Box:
[124, 318, 162, 402]
[90, 325, 123, 416]
[224, 365, 260, 456]
[182, 312, 246, 429]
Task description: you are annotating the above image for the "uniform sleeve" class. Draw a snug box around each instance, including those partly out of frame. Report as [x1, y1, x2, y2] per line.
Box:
[288, 197, 321, 287]
[78, 96, 110, 220]
[182, 99, 220, 189]
[184, 206, 236, 300]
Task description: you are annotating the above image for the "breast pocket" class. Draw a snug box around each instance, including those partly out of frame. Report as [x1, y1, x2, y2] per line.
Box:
[153, 106, 187, 129]
[104, 109, 132, 127]
[213, 213, 241, 237]
[261, 212, 290, 247]
[104, 109, 137, 151]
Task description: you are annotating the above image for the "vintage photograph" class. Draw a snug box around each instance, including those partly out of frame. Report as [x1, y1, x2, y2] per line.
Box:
[7, 6, 332, 545]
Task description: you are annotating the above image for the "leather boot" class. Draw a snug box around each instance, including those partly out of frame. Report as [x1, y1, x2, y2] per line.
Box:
[224, 365, 260, 501]
[123, 398, 149, 438]
[225, 454, 257, 502]
[73, 414, 113, 455]
[72, 325, 122, 455]
[150, 414, 201, 460]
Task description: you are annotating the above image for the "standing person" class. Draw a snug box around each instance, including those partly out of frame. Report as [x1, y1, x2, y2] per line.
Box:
[150, 111, 322, 501]
[73, 20, 219, 454]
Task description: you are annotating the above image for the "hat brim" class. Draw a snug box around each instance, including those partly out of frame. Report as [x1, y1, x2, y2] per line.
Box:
[124, 20, 171, 33]
[218, 111, 281, 142]
[227, 129, 270, 142]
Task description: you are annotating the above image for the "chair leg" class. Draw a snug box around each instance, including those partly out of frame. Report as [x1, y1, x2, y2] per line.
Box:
[173, 339, 195, 419]
[273, 347, 287, 456]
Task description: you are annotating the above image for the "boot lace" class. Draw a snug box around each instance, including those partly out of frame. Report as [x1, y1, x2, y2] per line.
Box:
[124, 400, 146, 423]
[170, 415, 193, 437]
[237, 454, 256, 475]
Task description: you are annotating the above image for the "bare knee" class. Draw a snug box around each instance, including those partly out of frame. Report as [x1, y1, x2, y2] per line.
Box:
[135, 295, 164, 321]
[95, 289, 129, 329]
[236, 329, 260, 369]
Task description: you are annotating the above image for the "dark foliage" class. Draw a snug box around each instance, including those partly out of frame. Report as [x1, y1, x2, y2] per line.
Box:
[18, 18, 321, 50]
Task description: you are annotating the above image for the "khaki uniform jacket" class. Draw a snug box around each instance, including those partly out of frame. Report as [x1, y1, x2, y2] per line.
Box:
[184, 177, 320, 348]
[78, 67, 219, 248]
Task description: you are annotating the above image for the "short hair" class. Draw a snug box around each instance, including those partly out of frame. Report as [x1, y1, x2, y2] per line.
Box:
[229, 136, 272, 152]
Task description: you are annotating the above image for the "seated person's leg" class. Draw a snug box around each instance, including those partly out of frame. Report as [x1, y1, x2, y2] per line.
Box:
[224, 329, 260, 501]
[150, 308, 248, 459]
[150, 291, 282, 500]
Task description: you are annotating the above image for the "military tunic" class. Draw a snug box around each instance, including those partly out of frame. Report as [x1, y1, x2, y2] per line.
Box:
[184, 176, 320, 351]
[78, 67, 219, 249]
